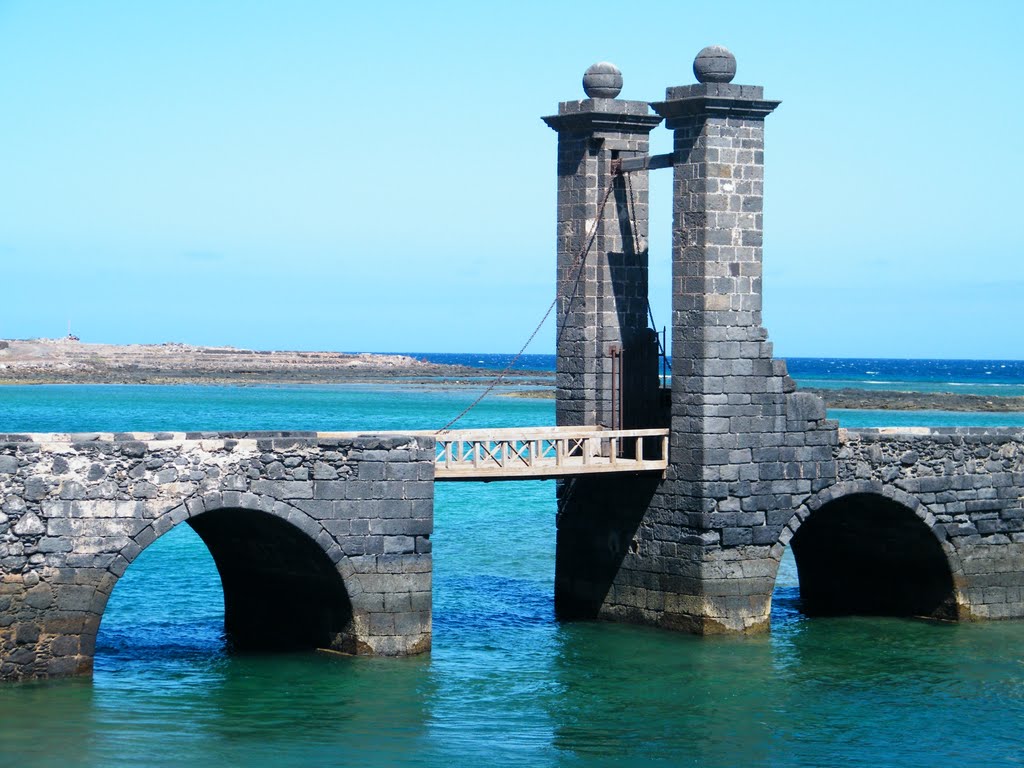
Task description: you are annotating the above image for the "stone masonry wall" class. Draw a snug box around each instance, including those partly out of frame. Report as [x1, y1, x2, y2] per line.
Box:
[0, 430, 433, 681]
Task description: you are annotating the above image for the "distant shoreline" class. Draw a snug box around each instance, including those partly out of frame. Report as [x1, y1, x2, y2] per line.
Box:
[0, 373, 553, 387]
[3, 338, 1023, 412]
[802, 387, 1024, 413]
[0, 337, 550, 387]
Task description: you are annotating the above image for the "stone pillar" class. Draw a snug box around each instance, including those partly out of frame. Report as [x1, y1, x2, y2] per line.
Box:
[543, 64, 668, 620]
[638, 46, 837, 632]
[546, 48, 837, 635]
[543, 63, 663, 431]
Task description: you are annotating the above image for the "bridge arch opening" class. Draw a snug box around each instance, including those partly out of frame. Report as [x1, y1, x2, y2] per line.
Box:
[186, 507, 355, 652]
[98, 506, 355, 660]
[787, 493, 957, 620]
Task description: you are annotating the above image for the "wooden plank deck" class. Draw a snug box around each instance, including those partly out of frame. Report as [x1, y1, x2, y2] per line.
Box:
[433, 426, 669, 481]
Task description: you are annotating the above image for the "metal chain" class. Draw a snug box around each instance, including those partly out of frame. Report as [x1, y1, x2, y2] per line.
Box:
[437, 174, 621, 433]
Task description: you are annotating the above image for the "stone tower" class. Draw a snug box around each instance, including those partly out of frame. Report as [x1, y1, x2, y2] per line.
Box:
[542, 62, 663, 432]
[547, 48, 838, 633]
[543, 63, 669, 621]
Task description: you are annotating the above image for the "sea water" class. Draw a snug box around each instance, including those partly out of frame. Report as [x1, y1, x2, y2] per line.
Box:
[2, 363, 1024, 766]
[411, 354, 1024, 398]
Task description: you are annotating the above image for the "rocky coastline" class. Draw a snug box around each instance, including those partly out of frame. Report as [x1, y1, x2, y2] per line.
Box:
[801, 387, 1024, 413]
[0, 338, 511, 385]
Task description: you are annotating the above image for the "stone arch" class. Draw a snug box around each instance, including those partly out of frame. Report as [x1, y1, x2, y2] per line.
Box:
[771, 480, 963, 620]
[87, 490, 362, 657]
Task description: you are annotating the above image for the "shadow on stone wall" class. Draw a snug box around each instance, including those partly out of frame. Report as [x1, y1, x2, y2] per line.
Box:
[555, 474, 662, 621]
[188, 507, 356, 653]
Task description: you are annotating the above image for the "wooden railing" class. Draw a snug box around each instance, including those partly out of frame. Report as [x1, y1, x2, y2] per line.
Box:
[434, 426, 669, 481]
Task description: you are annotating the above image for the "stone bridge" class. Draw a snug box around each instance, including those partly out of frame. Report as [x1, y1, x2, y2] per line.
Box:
[0, 431, 433, 680]
[3, 423, 1023, 681]
[4, 45, 1024, 681]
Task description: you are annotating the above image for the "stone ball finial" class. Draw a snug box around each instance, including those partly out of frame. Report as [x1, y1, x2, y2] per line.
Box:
[582, 62, 623, 99]
[693, 45, 737, 83]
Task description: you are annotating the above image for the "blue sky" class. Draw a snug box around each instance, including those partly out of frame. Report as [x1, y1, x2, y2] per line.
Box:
[1, 0, 1021, 359]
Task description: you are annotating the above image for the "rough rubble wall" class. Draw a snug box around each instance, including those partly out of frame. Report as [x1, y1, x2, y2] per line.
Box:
[803, 429, 1024, 619]
[0, 431, 433, 681]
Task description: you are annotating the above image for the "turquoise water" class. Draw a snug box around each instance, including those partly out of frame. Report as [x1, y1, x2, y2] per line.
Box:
[782, 357, 1024, 397]
[834, 408, 1024, 429]
[2, 384, 1024, 766]
[415, 354, 1024, 398]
